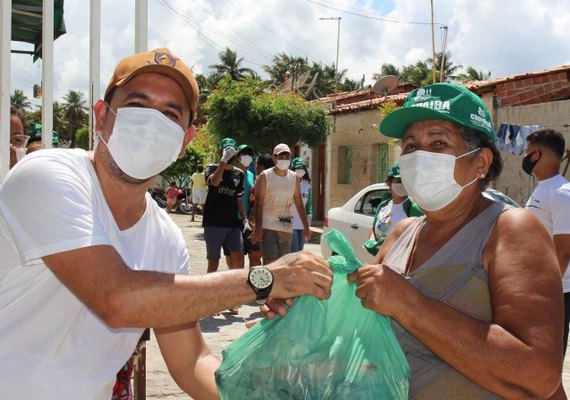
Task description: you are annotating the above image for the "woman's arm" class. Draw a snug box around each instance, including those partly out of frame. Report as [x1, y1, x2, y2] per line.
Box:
[354, 208, 563, 398]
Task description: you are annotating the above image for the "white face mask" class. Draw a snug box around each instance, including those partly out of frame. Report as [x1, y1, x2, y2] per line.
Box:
[391, 182, 407, 197]
[295, 169, 305, 178]
[101, 107, 185, 180]
[276, 159, 291, 170]
[399, 148, 480, 211]
[240, 155, 253, 168]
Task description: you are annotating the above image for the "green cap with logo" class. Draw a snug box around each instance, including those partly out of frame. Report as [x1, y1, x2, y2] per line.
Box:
[386, 162, 400, 179]
[379, 83, 495, 140]
[219, 137, 237, 150]
[291, 157, 306, 170]
[236, 144, 254, 155]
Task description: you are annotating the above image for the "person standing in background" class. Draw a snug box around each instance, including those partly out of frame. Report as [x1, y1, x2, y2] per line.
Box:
[523, 129, 570, 390]
[232, 144, 261, 267]
[9, 106, 28, 169]
[190, 164, 207, 222]
[252, 144, 310, 264]
[290, 157, 312, 252]
[364, 162, 422, 257]
[202, 138, 247, 275]
[165, 180, 182, 213]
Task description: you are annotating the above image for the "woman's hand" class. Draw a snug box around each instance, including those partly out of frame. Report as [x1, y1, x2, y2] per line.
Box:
[348, 264, 417, 320]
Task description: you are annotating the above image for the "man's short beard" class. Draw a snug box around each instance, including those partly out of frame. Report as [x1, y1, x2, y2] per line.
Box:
[104, 153, 149, 185]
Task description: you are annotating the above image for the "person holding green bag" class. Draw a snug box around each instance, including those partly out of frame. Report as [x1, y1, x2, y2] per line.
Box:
[364, 162, 422, 256]
[350, 83, 563, 399]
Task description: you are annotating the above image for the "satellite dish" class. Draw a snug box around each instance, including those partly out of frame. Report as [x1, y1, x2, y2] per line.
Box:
[372, 75, 399, 98]
[295, 71, 311, 91]
[305, 73, 319, 99]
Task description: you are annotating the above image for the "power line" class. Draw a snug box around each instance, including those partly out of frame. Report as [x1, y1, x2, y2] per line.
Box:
[153, 0, 273, 67]
[305, 0, 446, 27]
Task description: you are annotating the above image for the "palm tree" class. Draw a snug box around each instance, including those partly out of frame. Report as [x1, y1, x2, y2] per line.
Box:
[209, 47, 256, 82]
[373, 63, 402, 81]
[309, 61, 347, 97]
[61, 90, 88, 147]
[263, 53, 309, 87]
[426, 51, 462, 83]
[11, 89, 32, 114]
[457, 66, 492, 82]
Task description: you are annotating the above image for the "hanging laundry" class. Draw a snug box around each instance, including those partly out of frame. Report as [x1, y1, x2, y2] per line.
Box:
[495, 123, 541, 155]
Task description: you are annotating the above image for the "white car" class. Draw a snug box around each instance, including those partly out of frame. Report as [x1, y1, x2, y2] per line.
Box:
[320, 184, 519, 264]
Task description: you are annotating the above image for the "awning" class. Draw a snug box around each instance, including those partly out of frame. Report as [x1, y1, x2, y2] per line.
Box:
[11, 0, 66, 60]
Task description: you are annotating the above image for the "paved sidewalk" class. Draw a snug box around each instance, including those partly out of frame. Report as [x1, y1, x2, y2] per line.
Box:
[145, 213, 570, 398]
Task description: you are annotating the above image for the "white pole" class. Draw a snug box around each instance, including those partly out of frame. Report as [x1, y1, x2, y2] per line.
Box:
[0, 0, 11, 177]
[89, 0, 101, 150]
[42, 0, 54, 149]
[135, 0, 148, 53]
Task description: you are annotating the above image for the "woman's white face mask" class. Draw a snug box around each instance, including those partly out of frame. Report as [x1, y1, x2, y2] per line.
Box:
[100, 106, 185, 180]
[398, 148, 480, 211]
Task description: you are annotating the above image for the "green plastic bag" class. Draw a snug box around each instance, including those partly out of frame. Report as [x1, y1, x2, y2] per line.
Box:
[215, 229, 410, 399]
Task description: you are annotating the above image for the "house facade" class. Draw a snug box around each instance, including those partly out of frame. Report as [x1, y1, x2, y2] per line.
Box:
[306, 65, 570, 221]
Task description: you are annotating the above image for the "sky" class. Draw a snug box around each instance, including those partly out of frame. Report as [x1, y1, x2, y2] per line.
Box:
[9, 0, 570, 108]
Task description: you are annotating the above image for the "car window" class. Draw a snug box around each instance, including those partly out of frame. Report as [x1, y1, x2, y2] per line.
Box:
[355, 189, 390, 216]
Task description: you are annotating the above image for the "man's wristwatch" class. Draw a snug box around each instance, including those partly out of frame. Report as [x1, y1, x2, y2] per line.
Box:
[247, 266, 274, 305]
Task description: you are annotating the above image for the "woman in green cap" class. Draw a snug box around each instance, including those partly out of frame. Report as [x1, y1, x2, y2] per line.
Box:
[364, 162, 422, 256]
[349, 83, 563, 399]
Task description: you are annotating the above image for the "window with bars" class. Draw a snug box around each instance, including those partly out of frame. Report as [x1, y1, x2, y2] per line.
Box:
[337, 145, 352, 184]
[376, 143, 388, 182]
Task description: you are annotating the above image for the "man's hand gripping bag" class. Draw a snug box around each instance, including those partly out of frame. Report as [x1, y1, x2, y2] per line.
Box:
[215, 229, 410, 399]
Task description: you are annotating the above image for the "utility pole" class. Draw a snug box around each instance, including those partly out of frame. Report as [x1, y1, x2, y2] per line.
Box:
[439, 25, 448, 82]
[430, 0, 436, 84]
[319, 17, 341, 93]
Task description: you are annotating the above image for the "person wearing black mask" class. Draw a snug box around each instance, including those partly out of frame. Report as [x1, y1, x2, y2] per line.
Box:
[524, 129, 570, 364]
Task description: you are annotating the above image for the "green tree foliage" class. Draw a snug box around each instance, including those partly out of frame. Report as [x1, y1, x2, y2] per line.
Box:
[161, 144, 207, 187]
[457, 66, 492, 82]
[426, 51, 462, 82]
[372, 64, 402, 81]
[61, 90, 88, 147]
[209, 47, 257, 83]
[263, 53, 310, 86]
[401, 61, 431, 87]
[206, 77, 330, 153]
[11, 89, 32, 114]
[74, 126, 89, 150]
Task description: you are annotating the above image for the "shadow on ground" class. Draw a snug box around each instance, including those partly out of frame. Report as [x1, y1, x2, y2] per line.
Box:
[200, 310, 263, 333]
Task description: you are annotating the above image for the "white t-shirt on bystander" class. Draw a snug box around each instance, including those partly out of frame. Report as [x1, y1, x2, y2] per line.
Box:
[525, 174, 570, 292]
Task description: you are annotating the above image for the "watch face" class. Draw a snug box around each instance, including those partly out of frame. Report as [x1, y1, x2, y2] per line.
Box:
[250, 268, 273, 289]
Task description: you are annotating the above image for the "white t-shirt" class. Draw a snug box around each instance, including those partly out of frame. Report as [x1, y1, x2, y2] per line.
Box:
[525, 174, 570, 292]
[373, 200, 408, 240]
[0, 149, 189, 399]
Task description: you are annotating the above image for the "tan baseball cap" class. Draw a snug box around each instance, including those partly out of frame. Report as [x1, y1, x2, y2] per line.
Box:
[273, 143, 291, 155]
[104, 48, 199, 116]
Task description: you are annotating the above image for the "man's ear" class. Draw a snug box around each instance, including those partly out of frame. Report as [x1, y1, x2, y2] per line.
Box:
[93, 100, 109, 132]
[178, 125, 196, 158]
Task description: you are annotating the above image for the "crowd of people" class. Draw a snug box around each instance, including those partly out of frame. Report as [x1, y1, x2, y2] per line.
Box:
[1, 47, 569, 400]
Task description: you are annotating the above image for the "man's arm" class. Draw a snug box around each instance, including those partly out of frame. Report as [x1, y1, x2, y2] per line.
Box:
[155, 322, 220, 400]
[42, 244, 332, 328]
[251, 173, 266, 243]
[208, 164, 226, 187]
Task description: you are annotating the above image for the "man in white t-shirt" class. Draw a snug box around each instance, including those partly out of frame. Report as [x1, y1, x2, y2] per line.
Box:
[0, 48, 332, 399]
[523, 128, 570, 357]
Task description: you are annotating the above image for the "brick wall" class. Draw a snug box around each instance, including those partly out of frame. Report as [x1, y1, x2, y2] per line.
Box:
[496, 71, 570, 107]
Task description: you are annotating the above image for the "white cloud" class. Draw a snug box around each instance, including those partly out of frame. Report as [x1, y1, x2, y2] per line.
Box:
[8, 0, 570, 106]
